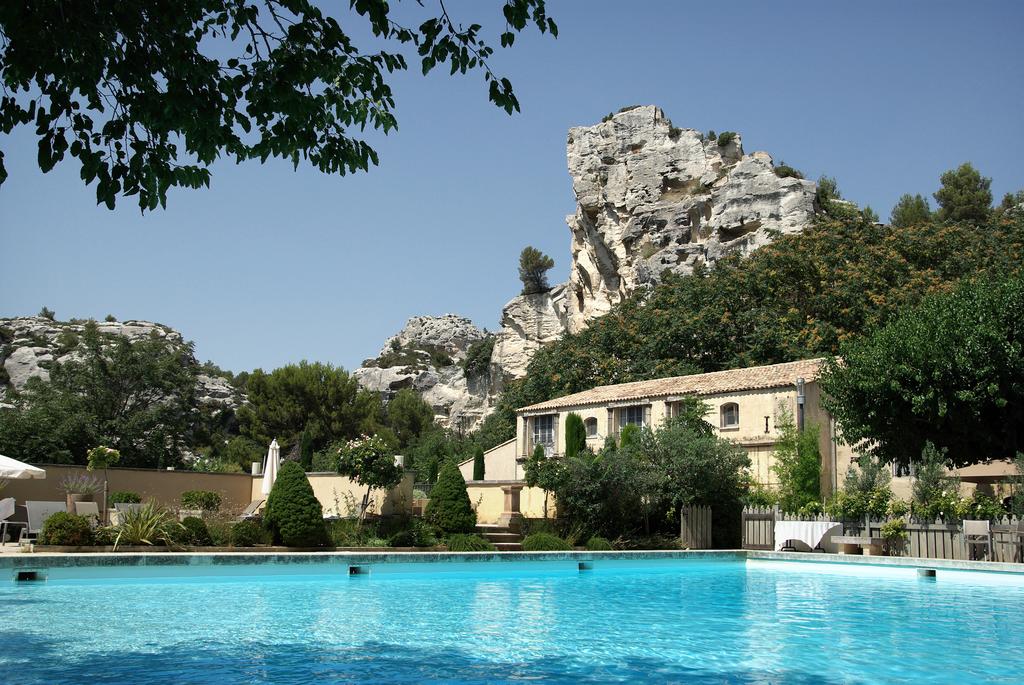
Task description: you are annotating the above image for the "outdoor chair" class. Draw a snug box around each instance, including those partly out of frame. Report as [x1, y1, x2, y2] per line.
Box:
[0, 498, 28, 545]
[963, 519, 992, 561]
[73, 501, 101, 526]
[239, 499, 265, 520]
[24, 501, 68, 543]
[1003, 520, 1024, 564]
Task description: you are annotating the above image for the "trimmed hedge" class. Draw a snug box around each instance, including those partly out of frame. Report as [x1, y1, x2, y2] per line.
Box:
[522, 532, 572, 551]
[180, 490, 221, 511]
[108, 491, 141, 504]
[425, 460, 477, 533]
[585, 536, 614, 551]
[230, 520, 263, 547]
[446, 534, 495, 552]
[38, 512, 93, 546]
[264, 461, 328, 547]
[181, 516, 213, 546]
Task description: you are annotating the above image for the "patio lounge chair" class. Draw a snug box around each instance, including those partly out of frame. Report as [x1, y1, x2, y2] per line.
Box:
[0, 498, 28, 544]
[240, 499, 265, 520]
[24, 501, 67, 543]
[73, 501, 101, 525]
[964, 519, 992, 561]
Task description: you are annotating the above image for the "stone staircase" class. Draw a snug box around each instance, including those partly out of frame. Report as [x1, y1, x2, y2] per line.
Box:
[477, 524, 523, 552]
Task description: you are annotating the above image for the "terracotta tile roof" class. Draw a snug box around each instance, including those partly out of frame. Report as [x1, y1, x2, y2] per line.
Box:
[518, 358, 826, 413]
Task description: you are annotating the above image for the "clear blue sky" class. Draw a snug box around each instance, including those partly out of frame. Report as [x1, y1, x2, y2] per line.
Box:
[2, 1, 1022, 373]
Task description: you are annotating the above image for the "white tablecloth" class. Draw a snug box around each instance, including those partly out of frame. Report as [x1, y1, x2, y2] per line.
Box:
[774, 520, 841, 551]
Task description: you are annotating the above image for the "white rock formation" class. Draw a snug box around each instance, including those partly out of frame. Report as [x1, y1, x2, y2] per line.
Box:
[354, 314, 491, 429]
[489, 283, 570, 383]
[564, 105, 817, 331]
[0, 316, 240, 408]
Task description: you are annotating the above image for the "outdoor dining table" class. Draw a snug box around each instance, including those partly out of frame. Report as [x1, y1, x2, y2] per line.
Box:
[774, 520, 841, 552]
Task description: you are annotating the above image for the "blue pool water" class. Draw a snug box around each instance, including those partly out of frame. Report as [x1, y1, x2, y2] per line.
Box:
[2, 558, 1023, 684]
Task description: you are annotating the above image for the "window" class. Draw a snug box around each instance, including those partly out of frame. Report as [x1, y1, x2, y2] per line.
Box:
[720, 402, 739, 429]
[532, 415, 555, 455]
[584, 417, 598, 437]
[619, 405, 647, 429]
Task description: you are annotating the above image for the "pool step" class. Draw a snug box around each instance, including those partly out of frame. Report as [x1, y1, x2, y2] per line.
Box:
[476, 524, 523, 551]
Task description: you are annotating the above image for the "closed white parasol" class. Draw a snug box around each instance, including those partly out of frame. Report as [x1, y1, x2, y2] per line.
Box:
[0, 454, 46, 480]
[260, 439, 280, 496]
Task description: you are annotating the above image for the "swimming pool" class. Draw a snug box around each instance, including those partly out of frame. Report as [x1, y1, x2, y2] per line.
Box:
[2, 553, 1022, 684]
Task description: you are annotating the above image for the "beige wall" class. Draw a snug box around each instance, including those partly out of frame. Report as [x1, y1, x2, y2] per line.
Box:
[465, 483, 551, 524]
[3, 464, 414, 518]
[2, 464, 255, 512]
[251, 471, 414, 517]
[458, 439, 520, 482]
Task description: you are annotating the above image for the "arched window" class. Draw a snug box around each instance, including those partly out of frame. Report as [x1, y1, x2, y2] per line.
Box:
[720, 402, 739, 429]
[584, 417, 598, 437]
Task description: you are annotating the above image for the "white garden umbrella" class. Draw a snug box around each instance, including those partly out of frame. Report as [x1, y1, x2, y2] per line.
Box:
[260, 439, 280, 496]
[0, 454, 46, 480]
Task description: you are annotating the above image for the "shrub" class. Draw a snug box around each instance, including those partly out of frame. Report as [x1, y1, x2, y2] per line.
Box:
[522, 532, 573, 551]
[744, 482, 778, 507]
[585, 536, 614, 551]
[180, 490, 221, 511]
[181, 516, 213, 546]
[774, 162, 804, 179]
[463, 337, 496, 379]
[109, 491, 141, 504]
[565, 413, 586, 459]
[960, 492, 1006, 521]
[880, 519, 909, 556]
[389, 530, 417, 547]
[618, 423, 640, 448]
[230, 520, 263, 547]
[472, 445, 485, 481]
[59, 473, 101, 496]
[38, 512, 93, 546]
[717, 131, 737, 147]
[311, 447, 339, 472]
[425, 460, 477, 533]
[445, 533, 495, 552]
[263, 461, 329, 547]
[114, 502, 183, 548]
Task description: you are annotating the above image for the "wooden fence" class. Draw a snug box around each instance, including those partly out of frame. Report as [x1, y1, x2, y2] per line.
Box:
[741, 506, 1022, 562]
[680, 505, 712, 549]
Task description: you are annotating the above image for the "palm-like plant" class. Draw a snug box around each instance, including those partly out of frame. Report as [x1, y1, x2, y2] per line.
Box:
[113, 501, 184, 549]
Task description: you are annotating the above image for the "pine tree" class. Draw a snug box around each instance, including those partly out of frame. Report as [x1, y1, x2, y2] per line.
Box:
[264, 461, 328, 547]
[934, 162, 992, 224]
[518, 246, 555, 295]
[890, 194, 932, 227]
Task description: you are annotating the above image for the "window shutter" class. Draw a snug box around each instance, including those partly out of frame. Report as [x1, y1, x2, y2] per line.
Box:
[526, 417, 532, 455]
[553, 415, 560, 454]
[607, 408, 614, 436]
[643, 405, 651, 427]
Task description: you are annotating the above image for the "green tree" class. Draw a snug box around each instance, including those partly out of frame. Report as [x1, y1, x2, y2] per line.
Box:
[0, 323, 198, 467]
[934, 162, 992, 224]
[0, 1, 557, 210]
[336, 434, 403, 522]
[619, 423, 641, 448]
[424, 459, 477, 533]
[564, 412, 586, 459]
[237, 361, 377, 456]
[770, 409, 821, 513]
[821, 274, 1024, 469]
[38, 306, 55, 320]
[911, 442, 961, 520]
[263, 461, 328, 547]
[518, 246, 555, 295]
[385, 388, 436, 448]
[890, 193, 932, 227]
[472, 444, 486, 481]
[523, 443, 562, 518]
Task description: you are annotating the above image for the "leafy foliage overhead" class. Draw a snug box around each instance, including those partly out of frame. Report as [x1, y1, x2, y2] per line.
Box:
[0, 1, 556, 210]
[821, 273, 1024, 467]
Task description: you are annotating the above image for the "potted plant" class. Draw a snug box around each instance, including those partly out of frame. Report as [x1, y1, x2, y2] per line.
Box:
[60, 474, 101, 511]
[87, 445, 121, 519]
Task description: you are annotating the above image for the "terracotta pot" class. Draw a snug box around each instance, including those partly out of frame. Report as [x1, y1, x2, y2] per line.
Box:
[65, 493, 94, 511]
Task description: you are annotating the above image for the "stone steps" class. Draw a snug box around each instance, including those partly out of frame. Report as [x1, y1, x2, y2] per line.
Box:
[476, 524, 522, 551]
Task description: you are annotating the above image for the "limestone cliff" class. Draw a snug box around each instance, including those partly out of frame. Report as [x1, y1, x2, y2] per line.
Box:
[565, 105, 818, 330]
[356, 105, 819, 426]
[353, 314, 491, 429]
[0, 316, 242, 410]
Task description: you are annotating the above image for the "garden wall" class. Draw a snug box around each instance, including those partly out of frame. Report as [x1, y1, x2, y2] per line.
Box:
[465, 482, 551, 524]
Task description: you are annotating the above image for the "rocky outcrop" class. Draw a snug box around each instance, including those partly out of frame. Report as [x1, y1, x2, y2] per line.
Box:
[489, 283, 570, 384]
[565, 105, 817, 331]
[0, 316, 241, 409]
[354, 315, 491, 429]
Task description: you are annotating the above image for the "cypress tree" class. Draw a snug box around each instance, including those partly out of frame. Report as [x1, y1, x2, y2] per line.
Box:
[425, 460, 477, 533]
[472, 445, 486, 481]
[565, 412, 586, 459]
